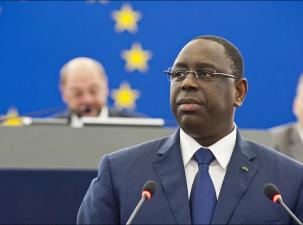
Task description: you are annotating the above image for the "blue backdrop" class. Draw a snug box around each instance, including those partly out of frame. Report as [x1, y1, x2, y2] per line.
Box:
[1, 1, 303, 129]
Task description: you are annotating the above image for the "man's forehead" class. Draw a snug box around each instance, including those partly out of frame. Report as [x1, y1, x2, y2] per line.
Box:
[64, 74, 105, 91]
[68, 83, 101, 92]
[179, 39, 226, 57]
[173, 39, 231, 70]
[65, 69, 105, 83]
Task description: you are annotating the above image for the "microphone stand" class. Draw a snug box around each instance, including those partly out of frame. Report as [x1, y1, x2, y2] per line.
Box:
[277, 198, 303, 225]
[126, 196, 146, 225]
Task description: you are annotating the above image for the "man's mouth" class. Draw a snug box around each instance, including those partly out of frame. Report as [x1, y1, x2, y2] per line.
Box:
[177, 98, 202, 112]
[80, 105, 92, 114]
[178, 97, 201, 105]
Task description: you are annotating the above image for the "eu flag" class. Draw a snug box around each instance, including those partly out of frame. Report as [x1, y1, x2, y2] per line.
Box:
[1, 1, 303, 128]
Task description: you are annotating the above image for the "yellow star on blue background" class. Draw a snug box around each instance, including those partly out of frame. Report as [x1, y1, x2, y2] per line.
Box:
[111, 82, 140, 110]
[122, 43, 152, 72]
[112, 3, 141, 33]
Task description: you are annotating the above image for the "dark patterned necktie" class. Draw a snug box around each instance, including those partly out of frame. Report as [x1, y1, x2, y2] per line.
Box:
[190, 148, 216, 224]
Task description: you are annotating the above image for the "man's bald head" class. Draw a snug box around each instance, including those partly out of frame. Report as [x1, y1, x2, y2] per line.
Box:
[60, 57, 107, 86]
[60, 57, 109, 117]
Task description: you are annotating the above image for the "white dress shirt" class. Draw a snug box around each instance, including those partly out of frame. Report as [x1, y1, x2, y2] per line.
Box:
[180, 126, 237, 199]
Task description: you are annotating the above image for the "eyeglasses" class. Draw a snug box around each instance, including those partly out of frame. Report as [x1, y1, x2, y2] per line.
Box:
[164, 67, 238, 82]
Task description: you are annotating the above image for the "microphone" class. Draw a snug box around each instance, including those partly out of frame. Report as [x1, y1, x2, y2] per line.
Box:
[126, 180, 157, 225]
[264, 183, 303, 225]
[71, 105, 92, 119]
[80, 105, 92, 114]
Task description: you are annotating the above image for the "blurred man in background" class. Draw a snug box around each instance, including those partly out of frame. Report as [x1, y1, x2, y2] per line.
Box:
[56, 57, 142, 124]
[60, 57, 108, 118]
[270, 74, 303, 162]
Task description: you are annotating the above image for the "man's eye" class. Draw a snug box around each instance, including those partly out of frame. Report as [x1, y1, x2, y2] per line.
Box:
[72, 92, 83, 98]
[173, 71, 186, 77]
[197, 70, 214, 78]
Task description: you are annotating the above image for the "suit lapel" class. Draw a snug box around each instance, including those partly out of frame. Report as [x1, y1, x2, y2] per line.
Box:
[154, 130, 191, 225]
[211, 130, 259, 224]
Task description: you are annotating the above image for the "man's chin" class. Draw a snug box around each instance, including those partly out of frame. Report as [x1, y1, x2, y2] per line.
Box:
[178, 115, 208, 134]
[179, 112, 204, 124]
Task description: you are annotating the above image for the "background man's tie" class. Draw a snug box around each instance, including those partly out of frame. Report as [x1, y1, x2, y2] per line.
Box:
[190, 148, 216, 224]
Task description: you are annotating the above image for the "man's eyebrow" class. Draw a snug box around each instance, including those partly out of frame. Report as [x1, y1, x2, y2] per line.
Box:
[69, 87, 82, 92]
[173, 62, 188, 68]
[194, 63, 215, 69]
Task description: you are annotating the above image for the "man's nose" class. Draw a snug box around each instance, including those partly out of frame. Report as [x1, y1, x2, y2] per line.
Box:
[80, 93, 94, 104]
[180, 73, 199, 90]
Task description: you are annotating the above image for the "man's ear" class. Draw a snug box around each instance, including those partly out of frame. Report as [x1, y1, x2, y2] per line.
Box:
[234, 78, 248, 107]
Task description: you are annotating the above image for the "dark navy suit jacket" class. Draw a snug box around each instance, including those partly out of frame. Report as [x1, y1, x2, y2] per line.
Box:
[77, 129, 303, 224]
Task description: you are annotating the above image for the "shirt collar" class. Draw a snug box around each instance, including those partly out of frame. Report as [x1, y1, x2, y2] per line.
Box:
[180, 124, 237, 170]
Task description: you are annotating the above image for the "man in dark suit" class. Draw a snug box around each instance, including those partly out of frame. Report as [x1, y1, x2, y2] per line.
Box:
[77, 35, 303, 224]
[270, 74, 303, 162]
[56, 57, 141, 125]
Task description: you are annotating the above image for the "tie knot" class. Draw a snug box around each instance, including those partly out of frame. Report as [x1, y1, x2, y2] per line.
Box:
[194, 148, 215, 165]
